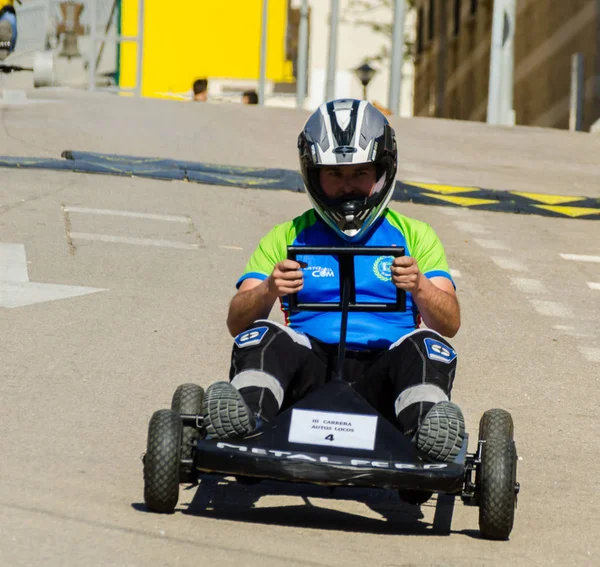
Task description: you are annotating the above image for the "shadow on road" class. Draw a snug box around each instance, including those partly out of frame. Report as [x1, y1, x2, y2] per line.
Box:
[133, 474, 458, 537]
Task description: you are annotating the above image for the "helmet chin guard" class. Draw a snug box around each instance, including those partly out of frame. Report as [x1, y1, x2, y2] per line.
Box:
[298, 99, 398, 241]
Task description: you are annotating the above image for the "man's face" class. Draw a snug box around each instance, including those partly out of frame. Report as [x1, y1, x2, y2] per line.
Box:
[319, 163, 377, 200]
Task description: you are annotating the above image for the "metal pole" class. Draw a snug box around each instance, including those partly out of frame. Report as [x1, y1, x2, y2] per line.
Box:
[325, 0, 339, 101]
[44, 0, 52, 50]
[487, 0, 504, 124]
[388, 0, 406, 114]
[135, 0, 144, 97]
[259, 0, 269, 106]
[488, 0, 515, 125]
[95, 0, 118, 72]
[501, 0, 516, 125]
[296, 0, 309, 108]
[570, 53, 585, 131]
[88, 0, 98, 91]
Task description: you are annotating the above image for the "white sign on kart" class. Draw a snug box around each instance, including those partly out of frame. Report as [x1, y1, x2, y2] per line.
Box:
[288, 408, 378, 450]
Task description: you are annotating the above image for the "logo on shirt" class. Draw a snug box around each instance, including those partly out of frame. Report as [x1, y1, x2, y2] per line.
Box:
[308, 266, 335, 278]
[373, 256, 393, 282]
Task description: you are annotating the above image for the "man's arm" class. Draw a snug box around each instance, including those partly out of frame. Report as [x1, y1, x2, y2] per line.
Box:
[391, 257, 460, 337]
[226, 260, 305, 337]
[226, 278, 276, 337]
[412, 276, 460, 337]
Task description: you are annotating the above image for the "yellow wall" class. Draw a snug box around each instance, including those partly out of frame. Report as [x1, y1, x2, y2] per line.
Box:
[119, 0, 293, 98]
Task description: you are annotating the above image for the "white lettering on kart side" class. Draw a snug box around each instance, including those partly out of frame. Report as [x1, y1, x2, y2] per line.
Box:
[215, 442, 448, 471]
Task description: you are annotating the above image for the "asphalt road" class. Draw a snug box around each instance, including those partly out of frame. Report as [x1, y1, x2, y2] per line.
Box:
[1, 89, 599, 566]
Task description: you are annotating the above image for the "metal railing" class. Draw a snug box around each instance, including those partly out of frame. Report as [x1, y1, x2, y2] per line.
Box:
[87, 0, 144, 96]
[13, 0, 143, 95]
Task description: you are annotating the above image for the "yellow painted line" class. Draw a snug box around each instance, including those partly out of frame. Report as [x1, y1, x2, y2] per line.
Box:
[511, 192, 586, 205]
[422, 193, 500, 207]
[408, 182, 478, 194]
[535, 205, 600, 217]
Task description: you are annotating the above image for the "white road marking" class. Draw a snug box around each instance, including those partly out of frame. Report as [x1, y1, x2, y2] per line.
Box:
[63, 207, 190, 223]
[450, 269, 461, 278]
[0, 243, 29, 282]
[530, 300, 571, 318]
[560, 254, 600, 263]
[452, 221, 487, 234]
[578, 347, 600, 363]
[0, 281, 104, 309]
[219, 245, 244, 251]
[491, 256, 528, 272]
[69, 232, 200, 250]
[474, 239, 510, 250]
[510, 277, 548, 294]
[587, 282, 600, 290]
[0, 242, 104, 309]
[553, 325, 594, 338]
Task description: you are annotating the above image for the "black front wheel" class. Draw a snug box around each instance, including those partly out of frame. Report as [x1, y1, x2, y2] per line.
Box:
[143, 409, 182, 514]
[171, 383, 204, 483]
[477, 410, 518, 540]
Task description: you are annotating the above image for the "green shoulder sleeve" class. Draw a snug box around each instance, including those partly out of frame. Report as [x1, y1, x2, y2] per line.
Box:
[238, 210, 317, 285]
[386, 210, 452, 279]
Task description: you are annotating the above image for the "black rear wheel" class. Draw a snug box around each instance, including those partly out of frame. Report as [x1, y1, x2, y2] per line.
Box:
[171, 383, 204, 483]
[143, 409, 182, 514]
[477, 409, 518, 540]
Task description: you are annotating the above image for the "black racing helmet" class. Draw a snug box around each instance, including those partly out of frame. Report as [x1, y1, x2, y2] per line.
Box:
[298, 98, 397, 241]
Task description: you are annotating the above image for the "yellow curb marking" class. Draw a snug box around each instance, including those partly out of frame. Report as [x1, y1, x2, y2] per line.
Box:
[535, 205, 600, 218]
[511, 192, 586, 205]
[407, 182, 478, 194]
[422, 193, 500, 207]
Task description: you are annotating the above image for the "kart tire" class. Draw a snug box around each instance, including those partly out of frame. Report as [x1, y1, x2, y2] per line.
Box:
[478, 408, 514, 441]
[171, 383, 204, 483]
[143, 409, 182, 514]
[477, 410, 518, 540]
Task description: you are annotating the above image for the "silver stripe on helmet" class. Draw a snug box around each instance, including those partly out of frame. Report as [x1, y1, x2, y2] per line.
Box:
[319, 104, 337, 165]
[351, 100, 368, 149]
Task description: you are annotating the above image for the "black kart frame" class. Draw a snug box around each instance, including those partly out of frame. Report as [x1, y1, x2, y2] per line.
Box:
[189, 246, 469, 493]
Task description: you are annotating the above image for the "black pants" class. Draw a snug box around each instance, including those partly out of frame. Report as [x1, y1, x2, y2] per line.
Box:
[229, 320, 457, 434]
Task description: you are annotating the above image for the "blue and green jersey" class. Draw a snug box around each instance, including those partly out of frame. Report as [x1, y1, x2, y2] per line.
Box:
[237, 209, 454, 349]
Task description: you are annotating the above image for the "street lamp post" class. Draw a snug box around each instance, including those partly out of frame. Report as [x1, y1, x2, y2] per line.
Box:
[354, 62, 377, 100]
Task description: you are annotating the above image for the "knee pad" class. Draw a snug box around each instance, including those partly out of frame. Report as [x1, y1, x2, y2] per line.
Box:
[233, 320, 312, 352]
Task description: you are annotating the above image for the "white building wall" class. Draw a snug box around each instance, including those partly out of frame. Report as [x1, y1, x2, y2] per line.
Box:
[295, 0, 414, 116]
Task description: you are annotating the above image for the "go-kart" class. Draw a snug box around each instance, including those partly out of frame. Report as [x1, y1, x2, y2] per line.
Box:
[142, 246, 520, 540]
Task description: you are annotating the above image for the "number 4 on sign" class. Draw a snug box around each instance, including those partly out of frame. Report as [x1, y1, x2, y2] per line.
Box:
[325, 434, 334, 441]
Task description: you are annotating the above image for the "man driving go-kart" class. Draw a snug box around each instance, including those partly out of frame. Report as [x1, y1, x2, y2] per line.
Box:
[203, 98, 464, 463]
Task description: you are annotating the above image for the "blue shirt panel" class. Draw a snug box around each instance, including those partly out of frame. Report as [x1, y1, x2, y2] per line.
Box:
[283, 217, 419, 349]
